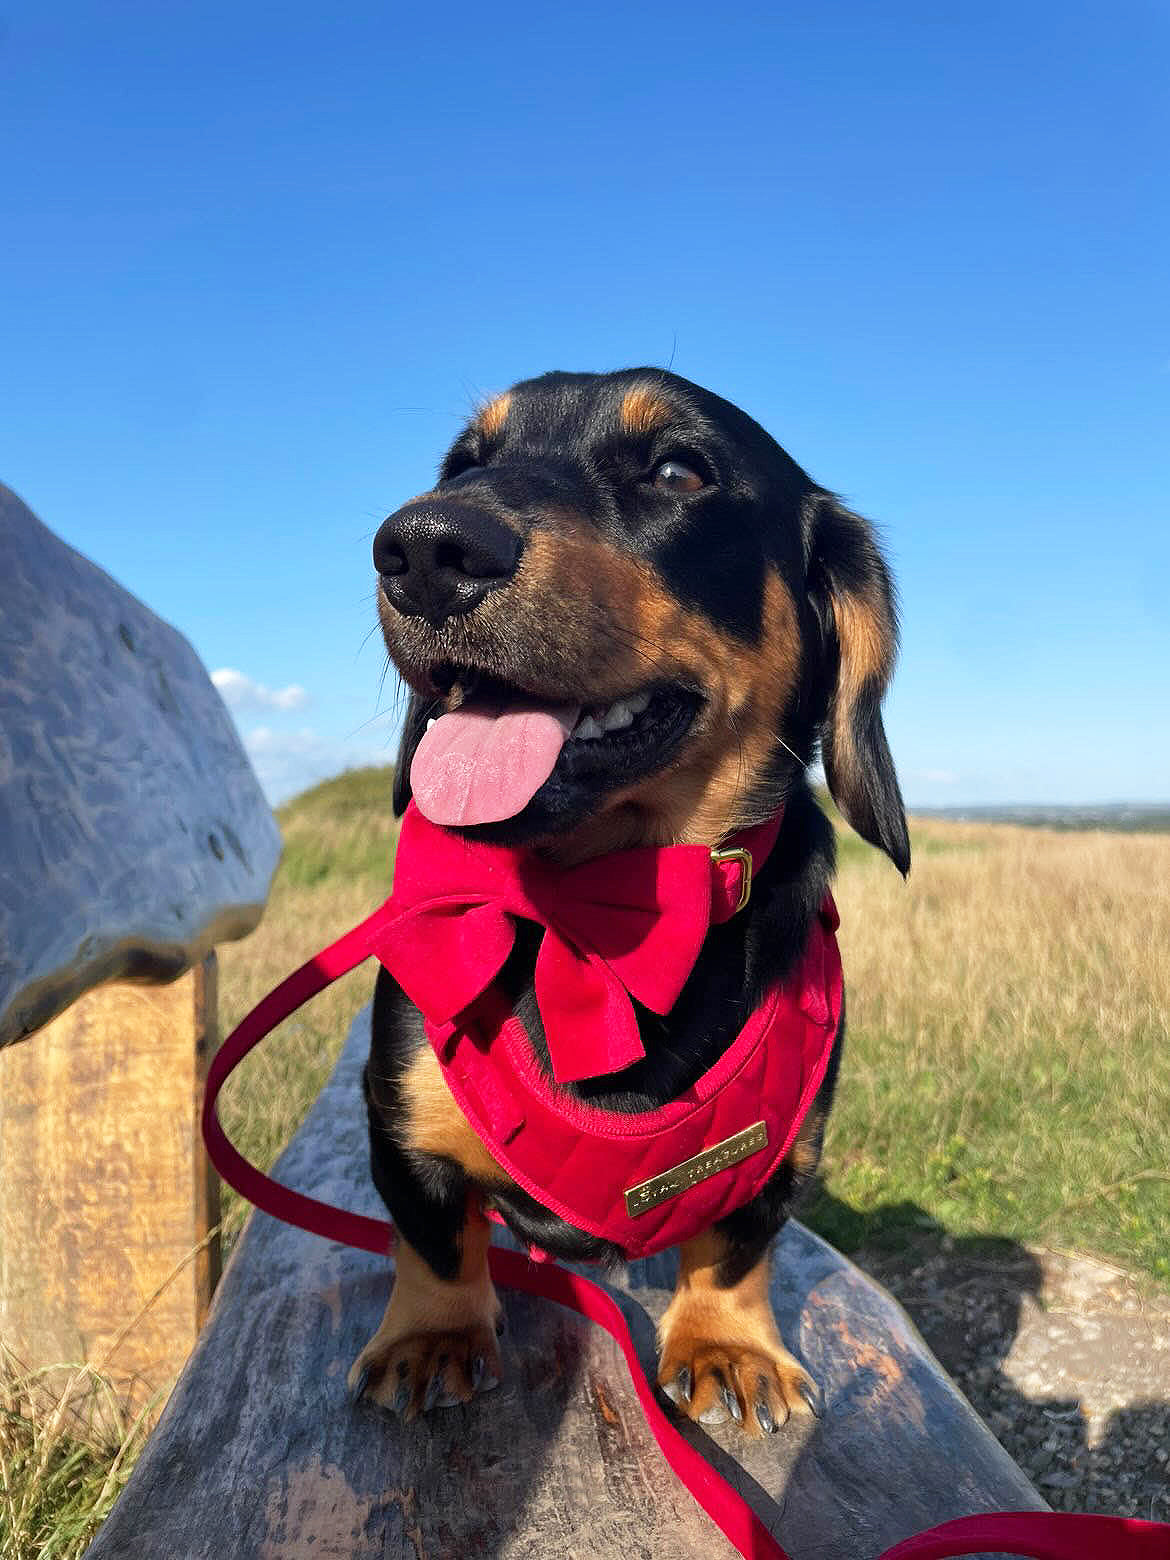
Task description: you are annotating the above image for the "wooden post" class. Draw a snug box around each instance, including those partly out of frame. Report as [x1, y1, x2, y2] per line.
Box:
[0, 956, 221, 1417]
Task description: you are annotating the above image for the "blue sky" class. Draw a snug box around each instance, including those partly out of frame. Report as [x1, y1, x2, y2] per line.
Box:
[2, 2, 1167, 807]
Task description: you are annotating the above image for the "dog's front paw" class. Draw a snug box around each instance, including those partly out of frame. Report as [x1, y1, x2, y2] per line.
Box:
[348, 1317, 502, 1419]
[657, 1303, 818, 1437]
[347, 1254, 503, 1420]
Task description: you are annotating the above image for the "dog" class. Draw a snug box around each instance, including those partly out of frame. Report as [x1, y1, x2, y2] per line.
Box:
[349, 368, 909, 1436]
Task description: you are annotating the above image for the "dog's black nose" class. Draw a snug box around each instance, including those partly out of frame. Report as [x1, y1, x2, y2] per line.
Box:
[374, 503, 522, 625]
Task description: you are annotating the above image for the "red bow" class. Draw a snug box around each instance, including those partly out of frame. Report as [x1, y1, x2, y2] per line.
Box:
[372, 804, 783, 1084]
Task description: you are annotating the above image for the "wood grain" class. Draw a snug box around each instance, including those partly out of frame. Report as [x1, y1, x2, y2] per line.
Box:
[0, 481, 280, 1050]
[86, 1005, 1044, 1560]
[0, 958, 220, 1416]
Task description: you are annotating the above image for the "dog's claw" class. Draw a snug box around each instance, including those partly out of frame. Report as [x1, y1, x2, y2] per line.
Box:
[422, 1373, 442, 1413]
[471, 1354, 485, 1391]
[756, 1378, 776, 1434]
[722, 1383, 743, 1424]
[349, 1365, 370, 1405]
[801, 1381, 822, 1418]
[660, 1366, 694, 1408]
[393, 1383, 409, 1416]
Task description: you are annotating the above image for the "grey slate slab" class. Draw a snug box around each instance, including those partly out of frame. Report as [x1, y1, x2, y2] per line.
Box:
[0, 482, 280, 1047]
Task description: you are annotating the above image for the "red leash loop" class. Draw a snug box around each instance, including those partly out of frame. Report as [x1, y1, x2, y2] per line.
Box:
[202, 903, 401, 1256]
[875, 1513, 1170, 1560]
[202, 912, 1170, 1560]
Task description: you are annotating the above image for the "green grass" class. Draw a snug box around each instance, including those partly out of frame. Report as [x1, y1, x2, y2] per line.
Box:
[275, 765, 400, 886]
[0, 1358, 156, 1560]
[804, 815, 1170, 1284]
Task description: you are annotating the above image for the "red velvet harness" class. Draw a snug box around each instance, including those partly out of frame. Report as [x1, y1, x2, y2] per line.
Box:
[201, 806, 1167, 1560]
[368, 803, 841, 1258]
[422, 919, 840, 1258]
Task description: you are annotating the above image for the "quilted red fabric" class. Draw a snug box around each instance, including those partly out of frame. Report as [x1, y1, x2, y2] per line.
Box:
[423, 898, 842, 1258]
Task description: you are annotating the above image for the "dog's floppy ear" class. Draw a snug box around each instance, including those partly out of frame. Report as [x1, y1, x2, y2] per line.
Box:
[805, 493, 910, 875]
[392, 690, 438, 817]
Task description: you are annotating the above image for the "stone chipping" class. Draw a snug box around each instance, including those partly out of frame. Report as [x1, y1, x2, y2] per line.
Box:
[861, 1240, 1170, 1522]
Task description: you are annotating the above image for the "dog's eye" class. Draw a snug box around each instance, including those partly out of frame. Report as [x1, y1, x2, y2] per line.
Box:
[652, 460, 705, 494]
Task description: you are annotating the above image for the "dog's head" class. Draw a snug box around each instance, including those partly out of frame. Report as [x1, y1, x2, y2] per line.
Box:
[375, 368, 909, 871]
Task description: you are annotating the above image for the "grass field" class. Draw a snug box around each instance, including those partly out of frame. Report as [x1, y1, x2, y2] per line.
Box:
[820, 815, 1169, 1281]
[4, 765, 1168, 1557]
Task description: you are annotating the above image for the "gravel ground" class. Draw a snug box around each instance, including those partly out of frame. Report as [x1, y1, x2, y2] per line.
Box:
[859, 1239, 1170, 1522]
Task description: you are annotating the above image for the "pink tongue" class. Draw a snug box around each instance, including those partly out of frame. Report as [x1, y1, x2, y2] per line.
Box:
[410, 698, 581, 826]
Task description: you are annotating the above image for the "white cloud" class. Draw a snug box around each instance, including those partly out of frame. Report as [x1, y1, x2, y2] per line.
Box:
[242, 725, 390, 805]
[245, 725, 318, 755]
[212, 667, 309, 713]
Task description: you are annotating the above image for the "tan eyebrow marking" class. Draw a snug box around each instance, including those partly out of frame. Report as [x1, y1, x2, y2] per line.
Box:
[477, 392, 512, 438]
[620, 383, 673, 435]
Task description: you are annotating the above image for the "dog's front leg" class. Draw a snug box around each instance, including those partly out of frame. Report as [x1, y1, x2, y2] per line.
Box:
[348, 1196, 503, 1417]
[657, 1231, 817, 1437]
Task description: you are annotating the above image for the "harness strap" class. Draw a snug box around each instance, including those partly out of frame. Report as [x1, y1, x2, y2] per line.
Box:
[202, 913, 1169, 1560]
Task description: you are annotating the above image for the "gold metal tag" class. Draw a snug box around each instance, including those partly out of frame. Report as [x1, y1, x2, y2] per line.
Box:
[623, 1122, 769, 1218]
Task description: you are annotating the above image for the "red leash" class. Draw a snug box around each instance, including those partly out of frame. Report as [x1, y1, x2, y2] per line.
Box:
[202, 911, 1170, 1560]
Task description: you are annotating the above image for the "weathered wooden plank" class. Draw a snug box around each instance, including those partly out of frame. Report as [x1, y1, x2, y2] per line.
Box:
[88, 1004, 1043, 1559]
[0, 481, 281, 1050]
[0, 958, 220, 1416]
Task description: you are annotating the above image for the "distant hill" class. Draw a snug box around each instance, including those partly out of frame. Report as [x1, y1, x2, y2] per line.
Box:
[276, 771, 1170, 838]
[913, 802, 1170, 834]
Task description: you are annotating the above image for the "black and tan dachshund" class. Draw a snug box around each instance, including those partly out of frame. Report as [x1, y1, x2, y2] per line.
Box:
[349, 368, 909, 1436]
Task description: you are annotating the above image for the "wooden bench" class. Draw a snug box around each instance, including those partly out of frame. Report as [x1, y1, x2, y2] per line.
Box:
[0, 480, 280, 1412]
[1, 480, 1046, 1557]
[86, 1008, 1046, 1558]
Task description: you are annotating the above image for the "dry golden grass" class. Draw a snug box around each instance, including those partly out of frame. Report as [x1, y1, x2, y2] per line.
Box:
[215, 768, 399, 1245]
[815, 820, 1170, 1278]
[0, 1353, 160, 1559]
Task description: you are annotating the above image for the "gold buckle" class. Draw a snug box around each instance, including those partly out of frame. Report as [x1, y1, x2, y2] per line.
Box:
[710, 846, 753, 913]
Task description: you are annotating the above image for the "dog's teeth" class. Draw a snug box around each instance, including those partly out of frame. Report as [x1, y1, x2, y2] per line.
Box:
[426, 718, 436, 730]
[572, 695, 649, 739]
